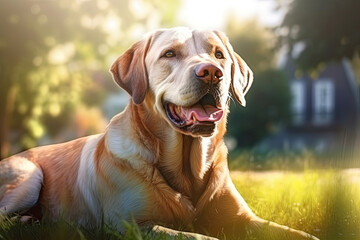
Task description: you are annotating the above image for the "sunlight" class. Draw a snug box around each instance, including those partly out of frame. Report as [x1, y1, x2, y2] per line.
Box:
[103, 14, 120, 33]
[97, 0, 109, 10]
[48, 103, 61, 117]
[80, 15, 98, 29]
[26, 119, 45, 138]
[129, 0, 150, 19]
[47, 43, 75, 65]
[178, 0, 283, 29]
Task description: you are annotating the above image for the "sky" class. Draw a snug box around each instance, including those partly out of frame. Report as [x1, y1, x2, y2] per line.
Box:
[177, 0, 286, 30]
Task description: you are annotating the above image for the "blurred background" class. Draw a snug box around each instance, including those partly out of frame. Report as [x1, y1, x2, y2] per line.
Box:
[1, 0, 359, 169]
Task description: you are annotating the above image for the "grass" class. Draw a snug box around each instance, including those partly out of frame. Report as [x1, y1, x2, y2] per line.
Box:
[228, 149, 360, 171]
[0, 217, 189, 240]
[231, 170, 360, 240]
[1, 152, 359, 240]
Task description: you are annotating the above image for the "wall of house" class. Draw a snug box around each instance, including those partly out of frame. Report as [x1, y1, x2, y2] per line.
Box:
[276, 58, 360, 154]
[286, 60, 360, 132]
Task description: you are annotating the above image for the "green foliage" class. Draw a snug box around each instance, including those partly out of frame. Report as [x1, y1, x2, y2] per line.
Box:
[225, 21, 291, 148]
[277, 0, 360, 71]
[0, 0, 180, 158]
[226, 20, 275, 74]
[228, 69, 291, 148]
[0, 0, 110, 156]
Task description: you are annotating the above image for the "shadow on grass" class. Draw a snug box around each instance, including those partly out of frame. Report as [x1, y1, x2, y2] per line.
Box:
[0, 216, 205, 240]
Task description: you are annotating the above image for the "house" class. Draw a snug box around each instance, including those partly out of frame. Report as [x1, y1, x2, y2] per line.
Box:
[256, 58, 360, 156]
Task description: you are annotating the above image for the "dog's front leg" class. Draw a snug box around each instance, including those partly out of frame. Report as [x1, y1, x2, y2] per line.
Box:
[245, 216, 320, 240]
[151, 225, 218, 240]
[195, 179, 319, 240]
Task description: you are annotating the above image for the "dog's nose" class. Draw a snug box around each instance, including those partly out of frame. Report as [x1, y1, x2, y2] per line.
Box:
[194, 63, 223, 84]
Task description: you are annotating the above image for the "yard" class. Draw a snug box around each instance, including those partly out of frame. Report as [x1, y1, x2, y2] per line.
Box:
[231, 169, 360, 240]
[1, 169, 359, 240]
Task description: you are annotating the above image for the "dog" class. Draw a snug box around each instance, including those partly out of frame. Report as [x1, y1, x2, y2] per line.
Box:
[0, 27, 318, 240]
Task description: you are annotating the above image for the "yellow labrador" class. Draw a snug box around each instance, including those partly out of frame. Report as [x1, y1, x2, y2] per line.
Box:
[0, 27, 318, 240]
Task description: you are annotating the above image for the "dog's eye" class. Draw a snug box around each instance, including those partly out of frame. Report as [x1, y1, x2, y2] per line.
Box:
[215, 50, 224, 59]
[163, 50, 176, 58]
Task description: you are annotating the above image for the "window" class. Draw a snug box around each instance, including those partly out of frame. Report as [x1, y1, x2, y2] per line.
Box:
[290, 80, 306, 125]
[312, 79, 335, 125]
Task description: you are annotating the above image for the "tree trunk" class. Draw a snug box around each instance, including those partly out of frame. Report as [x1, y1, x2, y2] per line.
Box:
[0, 85, 16, 159]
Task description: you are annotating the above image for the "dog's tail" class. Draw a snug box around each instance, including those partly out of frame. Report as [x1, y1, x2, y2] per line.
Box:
[0, 157, 43, 217]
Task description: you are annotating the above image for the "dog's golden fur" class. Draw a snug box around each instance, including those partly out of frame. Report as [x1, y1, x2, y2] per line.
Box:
[0, 27, 318, 240]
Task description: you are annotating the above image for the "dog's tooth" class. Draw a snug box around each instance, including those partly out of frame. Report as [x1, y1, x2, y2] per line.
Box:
[175, 106, 181, 116]
[192, 115, 197, 123]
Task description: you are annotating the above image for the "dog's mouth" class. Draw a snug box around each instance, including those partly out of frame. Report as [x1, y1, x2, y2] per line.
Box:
[164, 93, 224, 136]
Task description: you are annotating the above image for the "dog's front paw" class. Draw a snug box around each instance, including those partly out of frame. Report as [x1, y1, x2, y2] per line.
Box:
[152, 225, 219, 240]
[247, 218, 320, 240]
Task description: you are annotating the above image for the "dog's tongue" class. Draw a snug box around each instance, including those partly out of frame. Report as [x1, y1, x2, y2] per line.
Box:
[181, 103, 223, 124]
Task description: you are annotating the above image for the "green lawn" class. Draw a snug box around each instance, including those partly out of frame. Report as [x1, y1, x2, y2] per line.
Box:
[1, 170, 359, 240]
[231, 170, 360, 240]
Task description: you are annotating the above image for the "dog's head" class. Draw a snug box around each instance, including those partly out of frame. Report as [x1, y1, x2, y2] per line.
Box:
[110, 27, 253, 137]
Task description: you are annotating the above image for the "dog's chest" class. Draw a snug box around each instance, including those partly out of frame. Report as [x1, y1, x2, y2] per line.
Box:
[97, 170, 196, 229]
[98, 173, 150, 229]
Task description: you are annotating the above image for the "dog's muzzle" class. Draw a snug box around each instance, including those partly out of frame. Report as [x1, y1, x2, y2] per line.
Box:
[194, 63, 223, 85]
[164, 93, 224, 136]
[163, 63, 225, 136]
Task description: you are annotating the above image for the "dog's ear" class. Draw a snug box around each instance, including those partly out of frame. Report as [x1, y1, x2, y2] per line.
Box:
[230, 52, 253, 107]
[214, 31, 253, 107]
[110, 36, 152, 104]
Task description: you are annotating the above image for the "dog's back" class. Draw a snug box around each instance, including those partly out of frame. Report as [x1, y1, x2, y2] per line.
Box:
[0, 136, 92, 222]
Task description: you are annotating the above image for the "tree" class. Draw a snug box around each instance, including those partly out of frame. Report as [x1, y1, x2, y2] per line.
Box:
[227, 20, 276, 74]
[228, 69, 291, 148]
[0, 0, 180, 159]
[277, 0, 360, 71]
[226, 20, 291, 148]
